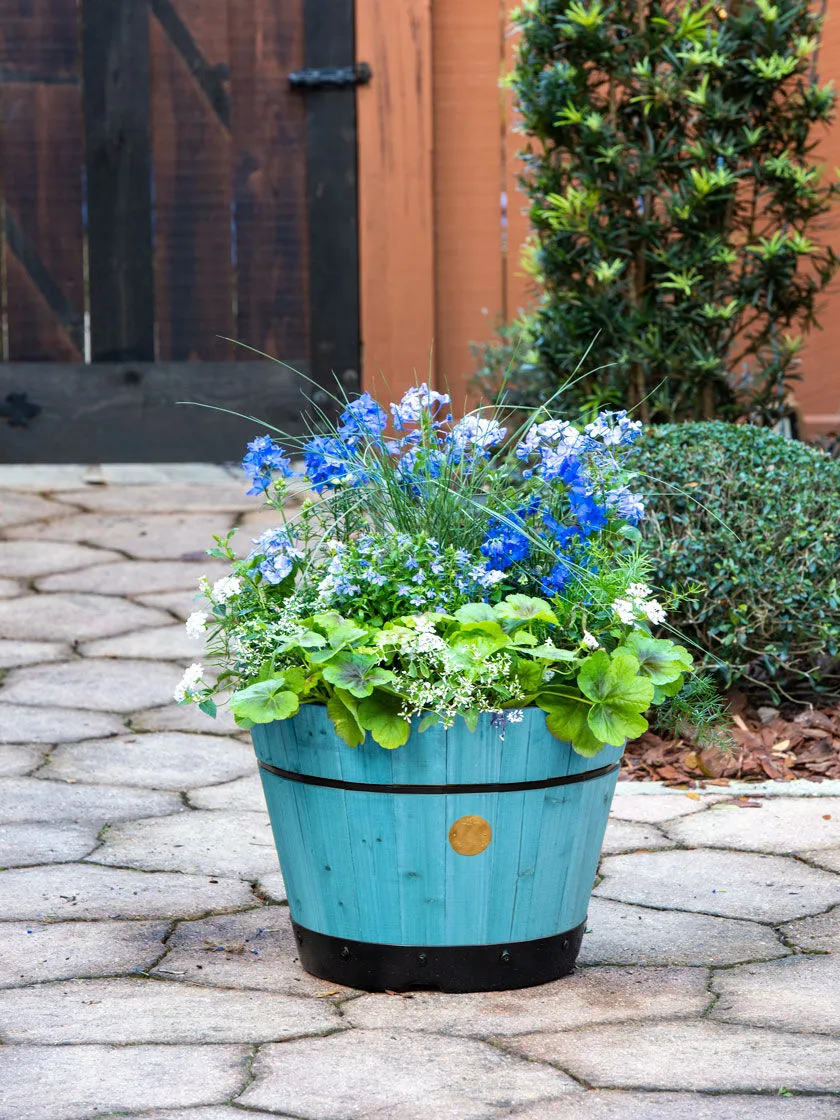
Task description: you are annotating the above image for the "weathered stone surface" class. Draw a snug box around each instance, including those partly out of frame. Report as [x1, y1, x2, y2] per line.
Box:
[0, 863, 257, 919]
[780, 907, 840, 953]
[53, 484, 253, 513]
[0, 743, 46, 776]
[503, 1092, 840, 1119]
[0, 578, 20, 598]
[0, 639, 70, 668]
[0, 919, 168, 987]
[92, 809, 277, 878]
[346, 966, 709, 1036]
[5, 511, 236, 559]
[0, 821, 99, 866]
[256, 871, 287, 903]
[47, 732, 255, 790]
[0, 703, 124, 744]
[240, 1030, 580, 1119]
[0, 592, 169, 641]
[132, 701, 239, 735]
[134, 589, 206, 619]
[0, 1044, 250, 1120]
[188, 772, 264, 811]
[152, 906, 342, 996]
[504, 1020, 840, 1091]
[0, 491, 73, 529]
[578, 898, 788, 967]
[802, 848, 840, 873]
[0, 539, 122, 577]
[601, 819, 673, 854]
[0, 976, 338, 1043]
[2, 658, 180, 712]
[712, 953, 840, 1034]
[665, 798, 840, 853]
[0, 777, 180, 823]
[37, 558, 228, 595]
[596, 849, 840, 922]
[96, 1111, 258, 1120]
[609, 792, 724, 823]
[81, 624, 204, 660]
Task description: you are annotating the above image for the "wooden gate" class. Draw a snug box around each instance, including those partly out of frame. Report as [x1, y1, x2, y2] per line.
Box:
[0, 0, 361, 461]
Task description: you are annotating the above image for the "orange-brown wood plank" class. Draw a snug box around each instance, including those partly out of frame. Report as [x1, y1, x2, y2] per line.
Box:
[432, 0, 505, 413]
[227, 0, 308, 362]
[356, 0, 435, 402]
[149, 0, 234, 361]
[0, 0, 84, 360]
[503, 0, 533, 324]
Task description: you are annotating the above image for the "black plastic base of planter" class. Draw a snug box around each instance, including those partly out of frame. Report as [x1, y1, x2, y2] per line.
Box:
[291, 919, 587, 993]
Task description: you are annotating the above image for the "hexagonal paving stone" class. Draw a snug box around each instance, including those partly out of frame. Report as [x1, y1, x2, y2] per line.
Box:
[151, 906, 343, 997]
[345, 966, 709, 1036]
[5, 512, 236, 559]
[37, 558, 228, 595]
[0, 744, 46, 777]
[0, 822, 100, 866]
[2, 659, 180, 712]
[711, 953, 840, 1034]
[0, 541, 122, 579]
[46, 732, 255, 790]
[664, 798, 840, 853]
[503, 1092, 840, 1119]
[188, 772, 265, 811]
[578, 898, 788, 967]
[0, 593, 169, 641]
[609, 792, 725, 822]
[0, 578, 20, 598]
[0, 703, 124, 744]
[0, 920, 168, 987]
[595, 849, 840, 922]
[0, 863, 257, 920]
[0, 976, 338, 1043]
[238, 1030, 580, 1119]
[53, 483, 253, 513]
[132, 702, 239, 736]
[503, 1020, 840, 1092]
[601, 819, 674, 855]
[0, 1044, 250, 1120]
[0, 491, 76, 530]
[0, 640, 71, 669]
[0, 777, 181, 823]
[780, 907, 840, 953]
[81, 625, 201, 661]
[90, 809, 278, 878]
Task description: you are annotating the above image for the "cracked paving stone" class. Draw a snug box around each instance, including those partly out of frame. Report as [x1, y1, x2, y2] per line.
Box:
[256, 871, 287, 903]
[0, 703, 124, 744]
[345, 966, 709, 1036]
[81, 625, 201, 661]
[0, 1043, 251, 1120]
[37, 558, 229, 596]
[664, 798, 840, 853]
[152, 906, 344, 997]
[0, 821, 100, 866]
[94, 1111, 270, 1120]
[601, 819, 674, 854]
[2, 658, 180, 712]
[0, 919, 168, 987]
[54, 483, 254, 513]
[238, 1029, 581, 1119]
[134, 589, 207, 620]
[503, 1020, 840, 1092]
[609, 792, 725, 823]
[5, 511, 236, 560]
[0, 540, 122, 579]
[188, 772, 265, 811]
[0, 491, 75, 530]
[0, 592, 169, 641]
[46, 732, 256, 790]
[0, 578, 20, 598]
[132, 701, 239, 735]
[780, 906, 840, 952]
[595, 849, 840, 922]
[0, 976, 338, 1043]
[0, 777, 181, 823]
[0, 744, 47, 777]
[502, 1092, 840, 1119]
[0, 639, 71, 669]
[577, 898, 788, 967]
[712, 953, 840, 1034]
[0, 863, 257, 919]
[90, 809, 278, 878]
[802, 848, 840, 873]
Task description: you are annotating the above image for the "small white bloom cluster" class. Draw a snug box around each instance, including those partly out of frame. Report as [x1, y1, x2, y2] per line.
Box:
[582, 630, 600, 649]
[185, 611, 208, 639]
[211, 575, 242, 604]
[612, 582, 667, 626]
[174, 662, 204, 702]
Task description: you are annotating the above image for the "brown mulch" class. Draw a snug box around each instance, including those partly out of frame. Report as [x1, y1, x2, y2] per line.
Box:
[621, 691, 840, 787]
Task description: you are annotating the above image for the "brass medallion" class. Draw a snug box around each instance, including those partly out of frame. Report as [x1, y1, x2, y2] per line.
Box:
[448, 814, 492, 856]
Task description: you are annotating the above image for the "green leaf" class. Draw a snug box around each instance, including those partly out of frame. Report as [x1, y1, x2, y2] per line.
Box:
[527, 644, 580, 661]
[198, 698, 217, 719]
[454, 603, 497, 624]
[619, 633, 693, 685]
[418, 712, 440, 733]
[322, 653, 395, 698]
[515, 657, 545, 694]
[327, 691, 365, 748]
[462, 709, 480, 733]
[229, 680, 300, 725]
[537, 693, 604, 756]
[577, 650, 654, 746]
[327, 623, 369, 649]
[494, 595, 558, 624]
[357, 690, 411, 749]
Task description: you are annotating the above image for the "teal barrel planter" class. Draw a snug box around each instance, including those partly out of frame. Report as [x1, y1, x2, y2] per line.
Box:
[252, 704, 623, 992]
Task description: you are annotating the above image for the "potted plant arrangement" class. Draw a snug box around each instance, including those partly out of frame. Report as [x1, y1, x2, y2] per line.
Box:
[176, 386, 716, 992]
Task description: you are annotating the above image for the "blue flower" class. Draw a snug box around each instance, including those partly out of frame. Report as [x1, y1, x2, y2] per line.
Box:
[242, 436, 295, 496]
[541, 560, 572, 596]
[337, 392, 388, 446]
[480, 515, 531, 570]
[570, 492, 609, 534]
[585, 410, 642, 448]
[247, 528, 302, 585]
[607, 486, 646, 524]
[303, 436, 364, 492]
[390, 383, 451, 429]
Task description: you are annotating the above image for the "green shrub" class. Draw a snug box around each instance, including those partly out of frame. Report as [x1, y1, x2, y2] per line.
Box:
[639, 422, 840, 701]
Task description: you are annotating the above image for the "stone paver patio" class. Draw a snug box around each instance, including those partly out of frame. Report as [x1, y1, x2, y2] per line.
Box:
[0, 466, 839, 1120]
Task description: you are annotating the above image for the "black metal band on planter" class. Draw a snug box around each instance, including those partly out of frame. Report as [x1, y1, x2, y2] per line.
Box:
[257, 759, 619, 795]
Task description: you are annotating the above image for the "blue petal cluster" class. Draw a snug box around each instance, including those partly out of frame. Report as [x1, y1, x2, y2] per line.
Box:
[242, 436, 295, 496]
[247, 528, 302, 585]
[337, 392, 388, 446]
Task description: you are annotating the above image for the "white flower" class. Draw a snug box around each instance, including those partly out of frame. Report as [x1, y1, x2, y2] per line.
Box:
[612, 598, 637, 625]
[174, 662, 204, 703]
[643, 599, 667, 625]
[451, 414, 507, 452]
[582, 630, 600, 649]
[507, 709, 525, 724]
[627, 582, 652, 601]
[185, 611, 208, 639]
[211, 575, 242, 604]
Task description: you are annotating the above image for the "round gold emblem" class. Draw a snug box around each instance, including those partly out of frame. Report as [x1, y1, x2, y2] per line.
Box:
[448, 814, 492, 856]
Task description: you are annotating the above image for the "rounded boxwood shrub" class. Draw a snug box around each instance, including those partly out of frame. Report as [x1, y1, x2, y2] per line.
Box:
[639, 422, 840, 702]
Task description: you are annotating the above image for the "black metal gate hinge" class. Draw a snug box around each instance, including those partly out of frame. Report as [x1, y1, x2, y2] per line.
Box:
[0, 393, 41, 428]
[289, 62, 372, 90]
